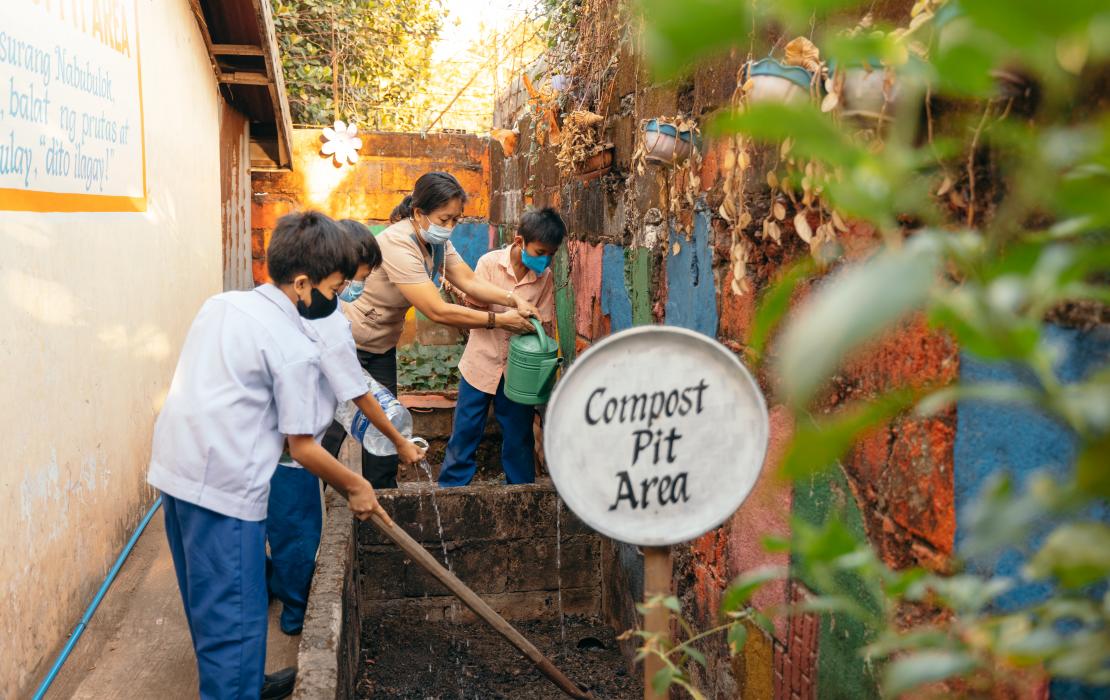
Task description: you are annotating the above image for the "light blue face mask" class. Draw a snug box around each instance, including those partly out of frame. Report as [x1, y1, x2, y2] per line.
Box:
[422, 222, 454, 244]
[339, 280, 364, 303]
[521, 247, 551, 274]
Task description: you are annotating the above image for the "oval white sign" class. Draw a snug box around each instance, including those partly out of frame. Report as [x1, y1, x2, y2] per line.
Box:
[544, 326, 770, 546]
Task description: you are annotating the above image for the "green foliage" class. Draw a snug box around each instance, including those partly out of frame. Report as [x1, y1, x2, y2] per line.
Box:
[397, 342, 462, 392]
[627, 0, 1110, 696]
[271, 0, 444, 130]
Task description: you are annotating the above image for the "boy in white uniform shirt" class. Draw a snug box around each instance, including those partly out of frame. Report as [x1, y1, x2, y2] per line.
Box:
[266, 219, 424, 637]
[147, 211, 388, 700]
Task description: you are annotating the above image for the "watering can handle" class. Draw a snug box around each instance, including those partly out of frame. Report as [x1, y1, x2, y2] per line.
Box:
[529, 317, 547, 342]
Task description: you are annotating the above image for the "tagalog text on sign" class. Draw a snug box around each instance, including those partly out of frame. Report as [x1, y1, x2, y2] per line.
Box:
[544, 326, 770, 546]
[0, 0, 145, 212]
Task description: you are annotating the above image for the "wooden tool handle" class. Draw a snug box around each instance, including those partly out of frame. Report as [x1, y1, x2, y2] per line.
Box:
[369, 512, 593, 699]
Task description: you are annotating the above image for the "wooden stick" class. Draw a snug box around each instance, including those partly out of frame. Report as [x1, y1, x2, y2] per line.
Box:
[643, 547, 673, 700]
[369, 512, 593, 699]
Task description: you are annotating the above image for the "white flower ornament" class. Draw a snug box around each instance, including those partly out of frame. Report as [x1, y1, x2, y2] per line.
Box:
[321, 120, 362, 165]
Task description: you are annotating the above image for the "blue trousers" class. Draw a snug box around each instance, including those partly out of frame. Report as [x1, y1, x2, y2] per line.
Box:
[265, 465, 322, 634]
[440, 376, 536, 487]
[162, 493, 268, 700]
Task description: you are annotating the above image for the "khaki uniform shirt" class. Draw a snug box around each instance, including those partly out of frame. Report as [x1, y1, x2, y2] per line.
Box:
[344, 219, 463, 353]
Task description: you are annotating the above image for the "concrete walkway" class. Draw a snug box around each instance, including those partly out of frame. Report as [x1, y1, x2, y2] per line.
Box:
[44, 507, 300, 699]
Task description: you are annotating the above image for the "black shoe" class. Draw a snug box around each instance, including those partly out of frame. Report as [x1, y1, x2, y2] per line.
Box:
[261, 667, 296, 700]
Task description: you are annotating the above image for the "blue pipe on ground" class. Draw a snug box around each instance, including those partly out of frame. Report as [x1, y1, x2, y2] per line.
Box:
[31, 495, 163, 700]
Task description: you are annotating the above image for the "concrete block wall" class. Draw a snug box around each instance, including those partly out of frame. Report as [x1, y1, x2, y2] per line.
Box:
[488, 3, 1108, 698]
[356, 482, 602, 623]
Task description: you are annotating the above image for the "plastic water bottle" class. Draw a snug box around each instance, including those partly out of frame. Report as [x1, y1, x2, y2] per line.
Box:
[334, 371, 415, 456]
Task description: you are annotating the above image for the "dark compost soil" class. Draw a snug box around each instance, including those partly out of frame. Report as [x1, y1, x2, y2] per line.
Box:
[357, 614, 642, 699]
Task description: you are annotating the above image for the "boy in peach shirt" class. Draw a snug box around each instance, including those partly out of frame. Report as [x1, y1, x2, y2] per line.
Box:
[439, 208, 567, 486]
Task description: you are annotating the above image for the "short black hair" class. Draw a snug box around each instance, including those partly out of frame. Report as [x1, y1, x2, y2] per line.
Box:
[519, 208, 567, 248]
[337, 219, 383, 271]
[393, 172, 468, 219]
[267, 210, 358, 284]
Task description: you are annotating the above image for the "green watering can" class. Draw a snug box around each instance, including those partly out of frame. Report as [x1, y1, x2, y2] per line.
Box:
[504, 318, 562, 405]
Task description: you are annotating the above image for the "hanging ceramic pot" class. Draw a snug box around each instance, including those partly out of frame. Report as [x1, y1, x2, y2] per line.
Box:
[741, 58, 815, 105]
[642, 119, 699, 165]
[829, 60, 900, 120]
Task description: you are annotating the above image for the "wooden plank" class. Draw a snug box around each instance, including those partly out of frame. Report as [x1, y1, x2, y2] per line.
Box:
[220, 71, 271, 86]
[212, 43, 264, 56]
[187, 0, 221, 81]
[251, 0, 294, 168]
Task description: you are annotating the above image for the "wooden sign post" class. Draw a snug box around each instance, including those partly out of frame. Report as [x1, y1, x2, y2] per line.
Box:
[643, 546, 673, 700]
[543, 327, 769, 700]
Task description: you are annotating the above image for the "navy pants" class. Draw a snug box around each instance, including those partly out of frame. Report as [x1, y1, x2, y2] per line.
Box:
[266, 465, 322, 634]
[162, 493, 267, 700]
[439, 376, 536, 487]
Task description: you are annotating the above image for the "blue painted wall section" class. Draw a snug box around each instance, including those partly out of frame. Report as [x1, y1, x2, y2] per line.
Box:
[601, 244, 634, 333]
[665, 209, 718, 337]
[451, 221, 494, 270]
[955, 324, 1110, 700]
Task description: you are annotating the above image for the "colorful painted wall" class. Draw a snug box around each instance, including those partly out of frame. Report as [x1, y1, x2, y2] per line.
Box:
[251, 129, 498, 346]
[488, 7, 1108, 699]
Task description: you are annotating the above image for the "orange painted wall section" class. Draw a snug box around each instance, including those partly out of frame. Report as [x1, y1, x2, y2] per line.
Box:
[251, 129, 491, 285]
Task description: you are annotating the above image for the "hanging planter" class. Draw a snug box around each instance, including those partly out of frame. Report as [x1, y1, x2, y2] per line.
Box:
[641, 119, 700, 165]
[740, 58, 816, 105]
[827, 60, 900, 120]
[576, 143, 615, 181]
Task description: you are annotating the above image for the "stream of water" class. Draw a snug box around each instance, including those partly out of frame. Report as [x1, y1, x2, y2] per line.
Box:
[417, 459, 453, 572]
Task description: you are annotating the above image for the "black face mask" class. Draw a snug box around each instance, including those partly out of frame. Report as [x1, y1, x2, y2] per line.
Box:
[296, 287, 338, 320]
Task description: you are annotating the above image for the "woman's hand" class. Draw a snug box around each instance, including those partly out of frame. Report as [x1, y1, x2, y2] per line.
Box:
[397, 439, 427, 466]
[497, 309, 537, 333]
[513, 296, 541, 320]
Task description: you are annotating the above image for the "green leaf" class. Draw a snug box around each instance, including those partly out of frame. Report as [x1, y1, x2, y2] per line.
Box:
[882, 650, 979, 696]
[931, 38, 999, 97]
[761, 535, 791, 553]
[711, 104, 867, 168]
[720, 566, 786, 615]
[651, 665, 676, 695]
[1076, 434, 1110, 499]
[637, 0, 749, 80]
[794, 516, 861, 565]
[683, 645, 708, 668]
[776, 239, 941, 406]
[825, 31, 908, 69]
[780, 393, 915, 479]
[1026, 522, 1110, 588]
[749, 258, 814, 360]
[727, 623, 749, 656]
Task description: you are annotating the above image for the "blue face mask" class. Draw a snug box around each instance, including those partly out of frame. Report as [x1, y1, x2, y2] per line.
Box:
[339, 280, 364, 303]
[422, 222, 454, 245]
[521, 247, 551, 274]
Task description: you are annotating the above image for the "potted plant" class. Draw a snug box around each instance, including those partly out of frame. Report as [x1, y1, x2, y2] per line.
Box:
[740, 58, 816, 105]
[825, 59, 900, 119]
[641, 118, 700, 165]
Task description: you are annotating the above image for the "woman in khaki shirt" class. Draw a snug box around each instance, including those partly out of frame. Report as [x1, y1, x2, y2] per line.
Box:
[344, 171, 537, 487]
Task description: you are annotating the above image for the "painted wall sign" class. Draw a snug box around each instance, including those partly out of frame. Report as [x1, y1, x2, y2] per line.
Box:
[0, 0, 145, 212]
[544, 326, 770, 546]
